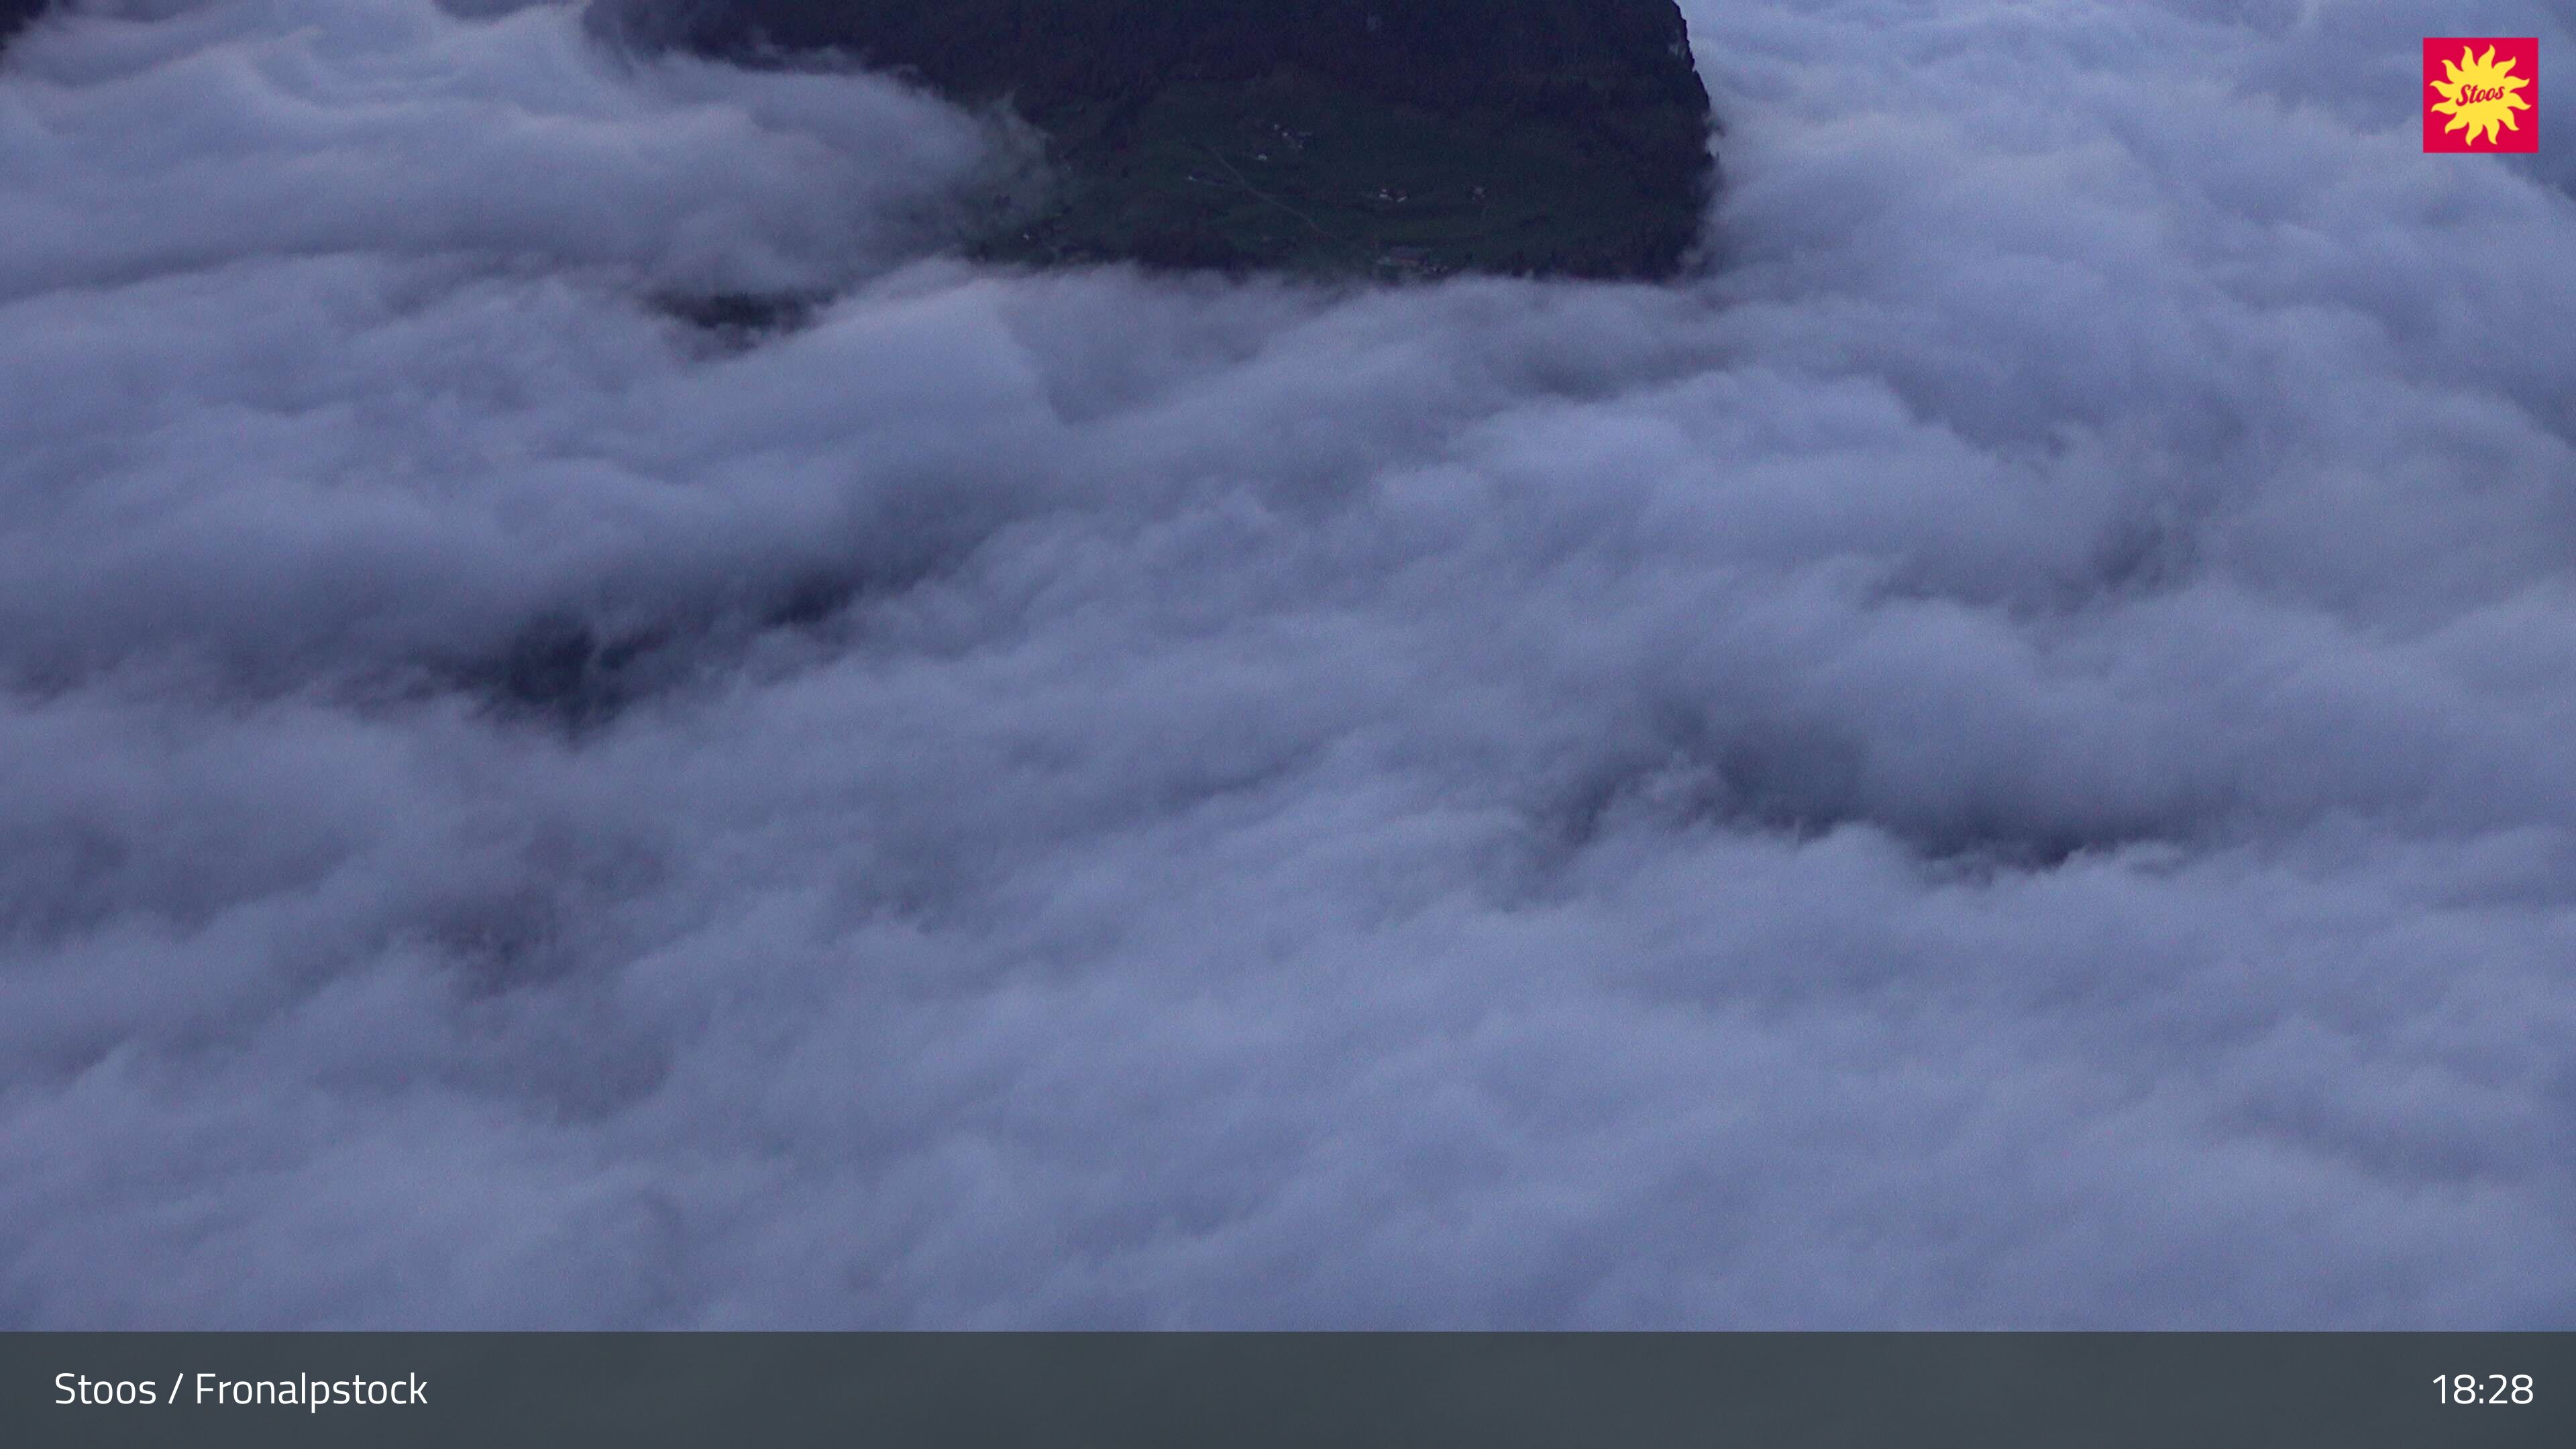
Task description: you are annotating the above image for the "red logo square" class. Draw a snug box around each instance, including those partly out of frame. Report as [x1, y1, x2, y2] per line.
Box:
[2424, 38, 2538, 152]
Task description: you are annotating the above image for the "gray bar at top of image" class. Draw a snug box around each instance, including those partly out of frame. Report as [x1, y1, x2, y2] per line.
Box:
[5, 1332, 2573, 1448]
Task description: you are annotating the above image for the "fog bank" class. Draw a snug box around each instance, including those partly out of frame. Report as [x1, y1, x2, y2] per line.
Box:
[3, 0, 2573, 1326]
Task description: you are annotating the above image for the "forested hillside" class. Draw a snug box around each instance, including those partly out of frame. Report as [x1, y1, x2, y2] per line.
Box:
[602, 0, 1717, 277]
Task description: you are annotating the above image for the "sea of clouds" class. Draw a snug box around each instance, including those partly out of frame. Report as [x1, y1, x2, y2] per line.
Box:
[2, 0, 2573, 1326]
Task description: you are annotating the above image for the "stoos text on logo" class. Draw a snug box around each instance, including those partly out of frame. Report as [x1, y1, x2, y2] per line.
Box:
[2424, 38, 2537, 152]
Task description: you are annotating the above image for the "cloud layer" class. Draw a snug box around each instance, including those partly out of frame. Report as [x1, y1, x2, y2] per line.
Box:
[3, 0, 2573, 1326]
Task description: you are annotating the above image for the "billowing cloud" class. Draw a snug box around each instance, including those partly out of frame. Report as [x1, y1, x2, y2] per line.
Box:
[2, 0, 2573, 1327]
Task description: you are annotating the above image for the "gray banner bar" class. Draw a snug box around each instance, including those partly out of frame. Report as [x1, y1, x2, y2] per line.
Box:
[7, 1333, 2571, 1447]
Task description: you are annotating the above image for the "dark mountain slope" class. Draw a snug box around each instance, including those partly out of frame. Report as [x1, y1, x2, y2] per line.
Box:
[600, 0, 1717, 278]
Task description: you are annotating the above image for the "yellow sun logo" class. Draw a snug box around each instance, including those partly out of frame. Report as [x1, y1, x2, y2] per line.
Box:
[2428, 44, 2532, 147]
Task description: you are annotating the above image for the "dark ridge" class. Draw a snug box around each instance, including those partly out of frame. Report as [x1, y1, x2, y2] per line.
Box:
[650, 290, 824, 336]
[596, 0, 1717, 280]
[648, 290, 828, 354]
